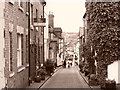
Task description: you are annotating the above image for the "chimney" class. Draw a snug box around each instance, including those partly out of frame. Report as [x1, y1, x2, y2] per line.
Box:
[48, 12, 54, 28]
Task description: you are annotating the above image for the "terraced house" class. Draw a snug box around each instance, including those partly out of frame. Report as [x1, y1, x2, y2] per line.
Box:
[48, 13, 63, 66]
[0, 0, 46, 89]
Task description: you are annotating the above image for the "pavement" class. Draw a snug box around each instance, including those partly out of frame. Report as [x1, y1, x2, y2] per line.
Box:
[26, 65, 120, 90]
[26, 66, 62, 89]
[76, 66, 101, 90]
[76, 66, 120, 90]
[40, 66, 91, 89]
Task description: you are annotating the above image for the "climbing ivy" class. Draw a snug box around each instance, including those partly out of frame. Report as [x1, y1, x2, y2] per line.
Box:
[85, 2, 119, 86]
[86, 2, 119, 65]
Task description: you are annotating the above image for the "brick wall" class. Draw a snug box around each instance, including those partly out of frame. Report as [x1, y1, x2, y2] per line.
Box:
[0, 2, 5, 89]
[3, 1, 44, 88]
[30, 2, 44, 69]
[4, 2, 28, 88]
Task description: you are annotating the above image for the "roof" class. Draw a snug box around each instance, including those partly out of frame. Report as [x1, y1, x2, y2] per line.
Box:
[39, 0, 46, 3]
[53, 27, 62, 39]
[54, 27, 62, 33]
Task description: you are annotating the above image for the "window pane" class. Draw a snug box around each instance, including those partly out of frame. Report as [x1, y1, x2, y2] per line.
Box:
[17, 34, 20, 49]
[20, 0, 23, 7]
[21, 34, 23, 65]
[19, 0, 23, 7]
[31, 4, 33, 24]
[17, 34, 22, 67]
[26, 2, 28, 12]
[9, 32, 13, 71]
[26, 35, 28, 63]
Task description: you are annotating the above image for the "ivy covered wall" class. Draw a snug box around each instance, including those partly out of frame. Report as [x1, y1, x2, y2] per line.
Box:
[85, 2, 119, 86]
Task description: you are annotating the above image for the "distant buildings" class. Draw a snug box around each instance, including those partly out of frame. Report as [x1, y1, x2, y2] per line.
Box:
[48, 13, 64, 66]
[79, 27, 84, 63]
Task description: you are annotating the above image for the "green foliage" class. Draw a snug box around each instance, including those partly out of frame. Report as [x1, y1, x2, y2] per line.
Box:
[44, 59, 55, 74]
[86, 2, 119, 65]
[37, 66, 46, 76]
[85, 2, 119, 85]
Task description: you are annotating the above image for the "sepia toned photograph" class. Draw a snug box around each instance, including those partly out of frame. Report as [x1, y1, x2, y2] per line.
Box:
[0, 0, 119, 90]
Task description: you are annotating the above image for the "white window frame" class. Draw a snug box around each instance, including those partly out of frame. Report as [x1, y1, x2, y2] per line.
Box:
[9, 23, 13, 71]
[19, 0, 23, 7]
[18, 0, 24, 12]
[17, 33, 24, 67]
[9, 0, 14, 5]
[26, 2, 29, 16]
[17, 34, 22, 67]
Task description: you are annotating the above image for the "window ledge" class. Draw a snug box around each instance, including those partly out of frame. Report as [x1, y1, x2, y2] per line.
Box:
[17, 66, 25, 73]
[9, 0, 14, 5]
[18, 6, 24, 13]
[26, 12, 29, 16]
[30, 25, 34, 30]
[26, 64, 29, 67]
[9, 72, 15, 78]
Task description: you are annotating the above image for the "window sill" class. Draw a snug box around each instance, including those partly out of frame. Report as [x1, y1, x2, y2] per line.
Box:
[18, 6, 24, 13]
[26, 64, 29, 68]
[9, 72, 15, 78]
[9, 0, 14, 5]
[35, 27, 38, 31]
[17, 66, 25, 73]
[26, 12, 29, 16]
[30, 25, 34, 30]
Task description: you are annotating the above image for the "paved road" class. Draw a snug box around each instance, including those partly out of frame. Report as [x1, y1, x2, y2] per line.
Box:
[40, 66, 91, 89]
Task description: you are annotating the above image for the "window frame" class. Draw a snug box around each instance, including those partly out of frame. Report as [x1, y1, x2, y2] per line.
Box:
[9, 32, 13, 71]
[18, 0, 24, 12]
[26, 1, 29, 15]
[19, 0, 23, 7]
[17, 33, 24, 67]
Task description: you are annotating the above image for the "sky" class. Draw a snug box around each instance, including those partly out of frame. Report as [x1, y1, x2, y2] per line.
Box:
[45, 0, 86, 32]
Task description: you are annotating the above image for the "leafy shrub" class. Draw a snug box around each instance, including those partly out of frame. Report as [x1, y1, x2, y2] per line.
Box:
[90, 74, 97, 81]
[85, 2, 119, 84]
[37, 67, 46, 76]
[44, 59, 55, 75]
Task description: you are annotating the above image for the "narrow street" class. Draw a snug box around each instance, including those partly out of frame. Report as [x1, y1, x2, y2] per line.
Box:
[0, 1, 119, 89]
[40, 66, 91, 89]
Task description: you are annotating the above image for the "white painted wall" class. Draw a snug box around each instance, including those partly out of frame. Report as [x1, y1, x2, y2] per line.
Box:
[108, 60, 120, 84]
[79, 27, 84, 37]
[0, 2, 5, 89]
[57, 54, 63, 66]
[44, 39, 49, 62]
[44, 10, 49, 62]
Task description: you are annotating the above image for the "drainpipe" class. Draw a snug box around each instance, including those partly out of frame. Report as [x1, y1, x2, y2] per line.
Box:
[28, 1, 31, 86]
[41, 1, 46, 65]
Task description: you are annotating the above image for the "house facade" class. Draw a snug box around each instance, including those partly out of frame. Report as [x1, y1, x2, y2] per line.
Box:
[54, 27, 63, 66]
[0, 1, 5, 89]
[0, 0, 46, 89]
[48, 13, 63, 66]
[4, 1, 29, 88]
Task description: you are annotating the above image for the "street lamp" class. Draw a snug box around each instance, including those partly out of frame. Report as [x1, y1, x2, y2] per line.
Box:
[41, 0, 46, 65]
